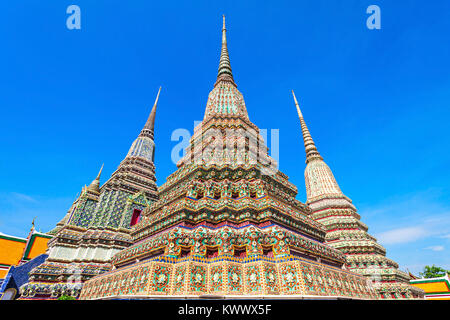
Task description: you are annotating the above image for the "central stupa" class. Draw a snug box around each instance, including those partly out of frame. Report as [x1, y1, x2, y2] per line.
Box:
[80, 16, 377, 300]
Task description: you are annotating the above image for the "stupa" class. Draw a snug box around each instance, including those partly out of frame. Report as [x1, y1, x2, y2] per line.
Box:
[19, 88, 162, 299]
[79, 16, 378, 300]
[291, 91, 424, 299]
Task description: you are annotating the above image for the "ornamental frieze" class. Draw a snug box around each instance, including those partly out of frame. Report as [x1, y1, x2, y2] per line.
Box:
[111, 225, 344, 267]
[79, 256, 378, 300]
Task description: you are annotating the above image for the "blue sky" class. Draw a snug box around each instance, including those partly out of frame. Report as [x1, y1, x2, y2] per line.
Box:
[0, 1, 449, 275]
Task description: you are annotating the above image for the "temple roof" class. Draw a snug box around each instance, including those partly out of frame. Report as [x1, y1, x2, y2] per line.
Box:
[0, 229, 51, 271]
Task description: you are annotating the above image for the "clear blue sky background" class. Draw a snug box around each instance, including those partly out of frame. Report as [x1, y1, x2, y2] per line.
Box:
[0, 1, 449, 275]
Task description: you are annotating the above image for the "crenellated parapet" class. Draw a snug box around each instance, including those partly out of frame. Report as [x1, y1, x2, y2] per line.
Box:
[160, 166, 299, 204]
[132, 195, 325, 242]
[112, 226, 345, 268]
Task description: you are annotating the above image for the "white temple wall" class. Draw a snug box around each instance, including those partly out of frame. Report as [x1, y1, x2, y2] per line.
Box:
[49, 245, 77, 261]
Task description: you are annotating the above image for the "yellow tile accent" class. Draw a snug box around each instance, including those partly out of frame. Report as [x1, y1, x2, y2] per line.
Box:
[26, 236, 49, 260]
[0, 269, 9, 279]
[0, 238, 26, 266]
[411, 281, 449, 293]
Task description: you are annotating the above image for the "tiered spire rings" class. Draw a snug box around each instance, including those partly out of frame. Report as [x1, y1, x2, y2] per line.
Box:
[215, 15, 236, 87]
[292, 90, 323, 163]
[86, 164, 104, 194]
[140, 86, 162, 139]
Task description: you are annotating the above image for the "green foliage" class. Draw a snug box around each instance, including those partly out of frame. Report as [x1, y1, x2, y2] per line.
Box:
[419, 265, 449, 279]
[57, 295, 76, 300]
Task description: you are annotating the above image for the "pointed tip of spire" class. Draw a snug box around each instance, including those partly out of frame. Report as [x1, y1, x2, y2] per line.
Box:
[142, 86, 162, 136]
[149, 86, 161, 130]
[96, 163, 104, 180]
[291, 90, 303, 118]
[291, 89, 297, 100]
[31, 216, 36, 231]
[292, 91, 322, 163]
[87, 164, 103, 194]
[155, 86, 162, 106]
[215, 15, 235, 86]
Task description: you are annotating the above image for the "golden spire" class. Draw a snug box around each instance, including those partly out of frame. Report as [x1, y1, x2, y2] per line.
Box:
[215, 15, 236, 86]
[96, 163, 104, 180]
[292, 90, 323, 163]
[31, 216, 36, 232]
[86, 164, 103, 194]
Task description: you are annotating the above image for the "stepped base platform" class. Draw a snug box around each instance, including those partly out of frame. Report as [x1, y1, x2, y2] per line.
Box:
[79, 254, 378, 300]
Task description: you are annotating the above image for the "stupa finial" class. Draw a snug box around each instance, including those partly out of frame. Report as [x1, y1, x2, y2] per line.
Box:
[86, 164, 103, 194]
[139, 86, 161, 139]
[215, 15, 235, 86]
[144, 86, 161, 132]
[292, 90, 323, 163]
[95, 163, 104, 181]
[31, 216, 36, 232]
